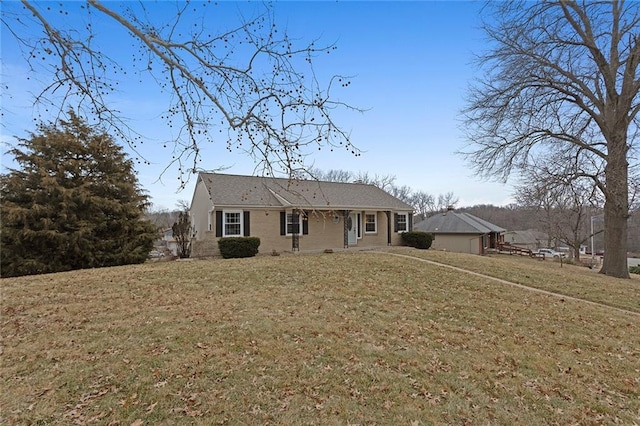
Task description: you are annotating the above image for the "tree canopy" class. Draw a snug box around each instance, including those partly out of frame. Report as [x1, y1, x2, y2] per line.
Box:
[463, 0, 640, 278]
[0, 111, 156, 277]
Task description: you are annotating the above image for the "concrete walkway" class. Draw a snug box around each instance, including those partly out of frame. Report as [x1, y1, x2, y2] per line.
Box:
[373, 251, 640, 317]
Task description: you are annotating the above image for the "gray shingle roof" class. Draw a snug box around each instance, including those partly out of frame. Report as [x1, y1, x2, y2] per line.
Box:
[197, 173, 413, 211]
[414, 211, 505, 234]
[504, 229, 548, 244]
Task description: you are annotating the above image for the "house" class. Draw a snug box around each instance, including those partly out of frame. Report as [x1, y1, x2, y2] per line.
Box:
[161, 228, 179, 256]
[152, 228, 179, 257]
[413, 208, 505, 255]
[503, 229, 550, 251]
[189, 173, 414, 257]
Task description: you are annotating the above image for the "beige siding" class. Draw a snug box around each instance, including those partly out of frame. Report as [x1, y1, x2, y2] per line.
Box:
[300, 211, 343, 250]
[361, 211, 404, 246]
[431, 233, 483, 255]
[191, 180, 213, 241]
[191, 208, 408, 257]
[249, 209, 292, 253]
[298, 210, 404, 251]
[190, 232, 218, 257]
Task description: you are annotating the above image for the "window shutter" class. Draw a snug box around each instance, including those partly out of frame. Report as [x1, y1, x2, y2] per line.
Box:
[302, 211, 309, 235]
[394, 213, 398, 232]
[215, 210, 223, 237]
[243, 211, 250, 236]
[408, 214, 413, 231]
[280, 212, 286, 235]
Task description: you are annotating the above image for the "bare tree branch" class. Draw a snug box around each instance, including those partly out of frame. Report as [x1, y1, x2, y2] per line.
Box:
[5, 1, 363, 188]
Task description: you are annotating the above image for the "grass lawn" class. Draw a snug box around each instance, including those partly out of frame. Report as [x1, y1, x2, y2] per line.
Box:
[385, 247, 640, 314]
[2, 250, 639, 424]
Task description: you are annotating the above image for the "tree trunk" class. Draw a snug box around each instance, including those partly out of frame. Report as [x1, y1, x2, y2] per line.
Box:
[600, 133, 630, 278]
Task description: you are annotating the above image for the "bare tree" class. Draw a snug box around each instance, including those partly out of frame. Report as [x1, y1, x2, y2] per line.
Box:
[172, 210, 193, 259]
[514, 174, 558, 249]
[306, 168, 354, 183]
[386, 184, 413, 204]
[555, 182, 602, 262]
[309, 168, 401, 191]
[436, 192, 459, 212]
[462, 1, 639, 278]
[410, 191, 436, 221]
[515, 164, 602, 261]
[3, 1, 360, 186]
[306, 168, 458, 213]
[351, 172, 397, 191]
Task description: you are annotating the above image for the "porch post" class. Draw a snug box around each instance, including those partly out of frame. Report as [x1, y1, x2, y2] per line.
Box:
[291, 210, 300, 252]
[386, 211, 392, 246]
[343, 210, 350, 248]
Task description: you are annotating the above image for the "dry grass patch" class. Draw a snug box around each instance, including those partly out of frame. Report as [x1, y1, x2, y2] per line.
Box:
[385, 247, 640, 314]
[2, 252, 639, 424]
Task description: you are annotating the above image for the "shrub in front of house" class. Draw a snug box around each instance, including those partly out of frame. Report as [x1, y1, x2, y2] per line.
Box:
[218, 237, 261, 259]
[401, 231, 434, 249]
[630, 265, 640, 275]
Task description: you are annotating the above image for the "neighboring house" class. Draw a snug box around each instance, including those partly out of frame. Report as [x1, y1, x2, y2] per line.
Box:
[161, 228, 179, 256]
[503, 229, 550, 251]
[414, 208, 505, 255]
[153, 228, 179, 256]
[189, 173, 414, 257]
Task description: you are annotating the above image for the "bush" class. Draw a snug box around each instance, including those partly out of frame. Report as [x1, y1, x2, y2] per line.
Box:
[630, 265, 640, 275]
[401, 231, 434, 250]
[218, 237, 260, 259]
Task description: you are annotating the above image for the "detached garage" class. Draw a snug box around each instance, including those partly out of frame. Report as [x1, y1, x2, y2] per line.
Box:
[414, 208, 505, 255]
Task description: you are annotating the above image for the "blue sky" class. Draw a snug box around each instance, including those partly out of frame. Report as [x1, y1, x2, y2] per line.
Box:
[1, 1, 516, 210]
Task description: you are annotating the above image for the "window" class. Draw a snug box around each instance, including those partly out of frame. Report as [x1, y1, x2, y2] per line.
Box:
[280, 211, 308, 236]
[224, 211, 242, 236]
[216, 210, 250, 237]
[287, 213, 300, 235]
[396, 213, 408, 233]
[365, 213, 377, 233]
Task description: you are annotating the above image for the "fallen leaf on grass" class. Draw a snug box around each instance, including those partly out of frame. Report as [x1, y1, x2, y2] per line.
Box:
[36, 387, 52, 397]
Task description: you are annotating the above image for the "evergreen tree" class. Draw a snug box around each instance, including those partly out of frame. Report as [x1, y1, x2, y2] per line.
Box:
[1, 111, 156, 277]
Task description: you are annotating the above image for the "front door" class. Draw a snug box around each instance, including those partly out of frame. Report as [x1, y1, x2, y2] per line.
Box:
[347, 213, 358, 245]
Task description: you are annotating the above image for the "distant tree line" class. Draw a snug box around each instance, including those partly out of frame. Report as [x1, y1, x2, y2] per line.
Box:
[305, 168, 459, 220]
